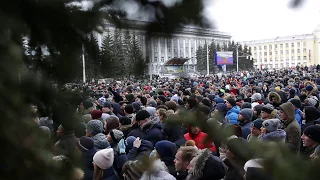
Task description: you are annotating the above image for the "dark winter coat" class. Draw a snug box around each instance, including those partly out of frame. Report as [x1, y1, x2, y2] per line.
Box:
[163, 122, 186, 148]
[127, 123, 143, 138]
[81, 148, 96, 180]
[140, 120, 164, 146]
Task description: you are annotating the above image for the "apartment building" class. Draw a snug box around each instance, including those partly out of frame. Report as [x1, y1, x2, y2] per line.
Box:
[241, 25, 320, 70]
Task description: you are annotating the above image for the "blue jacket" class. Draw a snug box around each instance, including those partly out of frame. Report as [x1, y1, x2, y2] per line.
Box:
[240, 121, 252, 139]
[226, 106, 240, 125]
[295, 109, 303, 128]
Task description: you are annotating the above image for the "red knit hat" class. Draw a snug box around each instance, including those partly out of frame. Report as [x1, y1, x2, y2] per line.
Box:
[91, 110, 102, 119]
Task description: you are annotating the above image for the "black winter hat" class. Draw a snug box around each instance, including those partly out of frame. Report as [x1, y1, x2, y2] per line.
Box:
[303, 125, 320, 144]
[77, 136, 94, 151]
[289, 99, 302, 109]
[119, 116, 131, 125]
[226, 98, 236, 107]
[135, 110, 150, 121]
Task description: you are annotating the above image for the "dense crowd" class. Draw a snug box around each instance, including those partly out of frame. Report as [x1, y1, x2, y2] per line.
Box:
[34, 67, 320, 180]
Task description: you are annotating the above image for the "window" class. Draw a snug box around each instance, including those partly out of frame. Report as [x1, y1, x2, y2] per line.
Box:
[291, 49, 294, 53]
[286, 43, 289, 47]
[269, 45, 272, 49]
[291, 43, 294, 47]
[297, 49, 300, 53]
[286, 50, 289, 54]
[155, 57, 158, 62]
[275, 51, 278, 54]
[259, 52, 262, 56]
[254, 53, 257, 56]
[292, 57, 295, 60]
[168, 56, 171, 59]
[297, 42, 300, 46]
[161, 57, 164, 62]
[174, 48, 177, 52]
[275, 44, 277, 48]
[259, 46, 262, 50]
[254, 47, 257, 50]
[264, 46, 267, 50]
[297, 56, 300, 60]
[275, 58, 278, 61]
[269, 52, 272, 55]
[280, 44, 283, 48]
[264, 52, 267, 55]
[303, 42, 306, 46]
[281, 51, 283, 54]
[303, 56, 307, 60]
[168, 48, 171, 52]
[167, 40, 171, 43]
[155, 47, 158, 52]
[264, 58, 267, 62]
[303, 48, 306, 52]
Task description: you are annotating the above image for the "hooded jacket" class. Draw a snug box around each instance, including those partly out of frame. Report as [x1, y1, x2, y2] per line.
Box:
[280, 102, 301, 151]
[184, 126, 216, 153]
[140, 159, 176, 180]
[266, 91, 282, 108]
[186, 149, 227, 180]
[226, 106, 240, 125]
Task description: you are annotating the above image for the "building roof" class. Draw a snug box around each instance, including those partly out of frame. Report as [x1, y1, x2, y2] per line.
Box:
[164, 58, 190, 66]
[241, 33, 315, 45]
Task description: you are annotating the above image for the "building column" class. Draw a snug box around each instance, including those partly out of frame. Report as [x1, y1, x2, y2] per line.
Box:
[151, 38, 155, 74]
[164, 38, 168, 63]
[171, 38, 174, 58]
[177, 39, 180, 57]
[158, 38, 161, 64]
[183, 39, 186, 58]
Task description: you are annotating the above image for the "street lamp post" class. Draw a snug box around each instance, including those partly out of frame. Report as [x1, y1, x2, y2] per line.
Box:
[82, 44, 86, 83]
[236, 43, 239, 72]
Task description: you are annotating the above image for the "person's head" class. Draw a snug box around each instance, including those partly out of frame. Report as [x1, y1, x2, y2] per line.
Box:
[261, 119, 280, 134]
[56, 124, 65, 137]
[225, 98, 236, 109]
[301, 125, 320, 148]
[174, 146, 198, 172]
[107, 129, 124, 144]
[93, 148, 114, 180]
[253, 105, 263, 118]
[135, 110, 151, 127]
[239, 108, 254, 122]
[102, 102, 113, 113]
[155, 108, 167, 122]
[119, 116, 131, 126]
[190, 126, 201, 135]
[261, 104, 274, 119]
[124, 104, 134, 115]
[251, 119, 263, 136]
[289, 99, 301, 110]
[279, 102, 295, 121]
[76, 136, 95, 152]
[119, 101, 128, 111]
[86, 120, 104, 137]
[105, 116, 120, 135]
[91, 110, 102, 120]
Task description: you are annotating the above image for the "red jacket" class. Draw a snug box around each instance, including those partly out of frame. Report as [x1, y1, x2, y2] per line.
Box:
[184, 127, 216, 153]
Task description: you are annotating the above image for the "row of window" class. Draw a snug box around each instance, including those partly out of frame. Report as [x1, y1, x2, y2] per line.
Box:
[257, 55, 309, 62]
[254, 48, 308, 56]
[253, 42, 307, 50]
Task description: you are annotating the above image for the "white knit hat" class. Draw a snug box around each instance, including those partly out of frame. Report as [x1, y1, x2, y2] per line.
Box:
[93, 148, 114, 169]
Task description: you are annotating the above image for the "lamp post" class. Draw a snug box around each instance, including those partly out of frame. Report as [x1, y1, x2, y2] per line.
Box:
[82, 44, 86, 83]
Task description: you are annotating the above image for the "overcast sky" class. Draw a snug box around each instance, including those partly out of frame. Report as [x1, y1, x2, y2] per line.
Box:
[205, 0, 320, 41]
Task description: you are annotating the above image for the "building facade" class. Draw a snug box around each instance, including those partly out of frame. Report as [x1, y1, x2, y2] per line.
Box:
[241, 26, 320, 70]
[96, 20, 231, 75]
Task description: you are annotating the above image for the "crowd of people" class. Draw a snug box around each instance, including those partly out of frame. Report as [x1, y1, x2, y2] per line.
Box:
[34, 67, 320, 180]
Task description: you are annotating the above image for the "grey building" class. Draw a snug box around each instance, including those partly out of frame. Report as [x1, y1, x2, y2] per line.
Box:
[96, 20, 232, 75]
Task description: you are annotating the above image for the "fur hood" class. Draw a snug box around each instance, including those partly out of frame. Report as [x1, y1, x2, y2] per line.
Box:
[260, 129, 286, 142]
[141, 120, 162, 132]
[72, 168, 84, 180]
[140, 159, 175, 180]
[187, 149, 227, 180]
[267, 91, 281, 104]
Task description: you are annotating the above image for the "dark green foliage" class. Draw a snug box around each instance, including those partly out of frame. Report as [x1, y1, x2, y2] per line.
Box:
[100, 28, 114, 77]
[131, 32, 147, 78]
[196, 45, 206, 74]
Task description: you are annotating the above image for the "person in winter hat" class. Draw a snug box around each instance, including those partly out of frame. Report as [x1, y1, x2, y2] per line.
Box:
[251, 93, 262, 109]
[247, 119, 263, 141]
[76, 137, 98, 180]
[253, 105, 263, 120]
[289, 98, 303, 128]
[279, 102, 301, 152]
[225, 97, 240, 125]
[93, 148, 114, 180]
[260, 119, 286, 142]
[261, 104, 275, 120]
[122, 160, 144, 180]
[107, 129, 124, 145]
[238, 108, 253, 139]
[301, 125, 320, 159]
[186, 148, 227, 180]
[154, 140, 177, 176]
[91, 110, 102, 120]
[86, 120, 110, 150]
